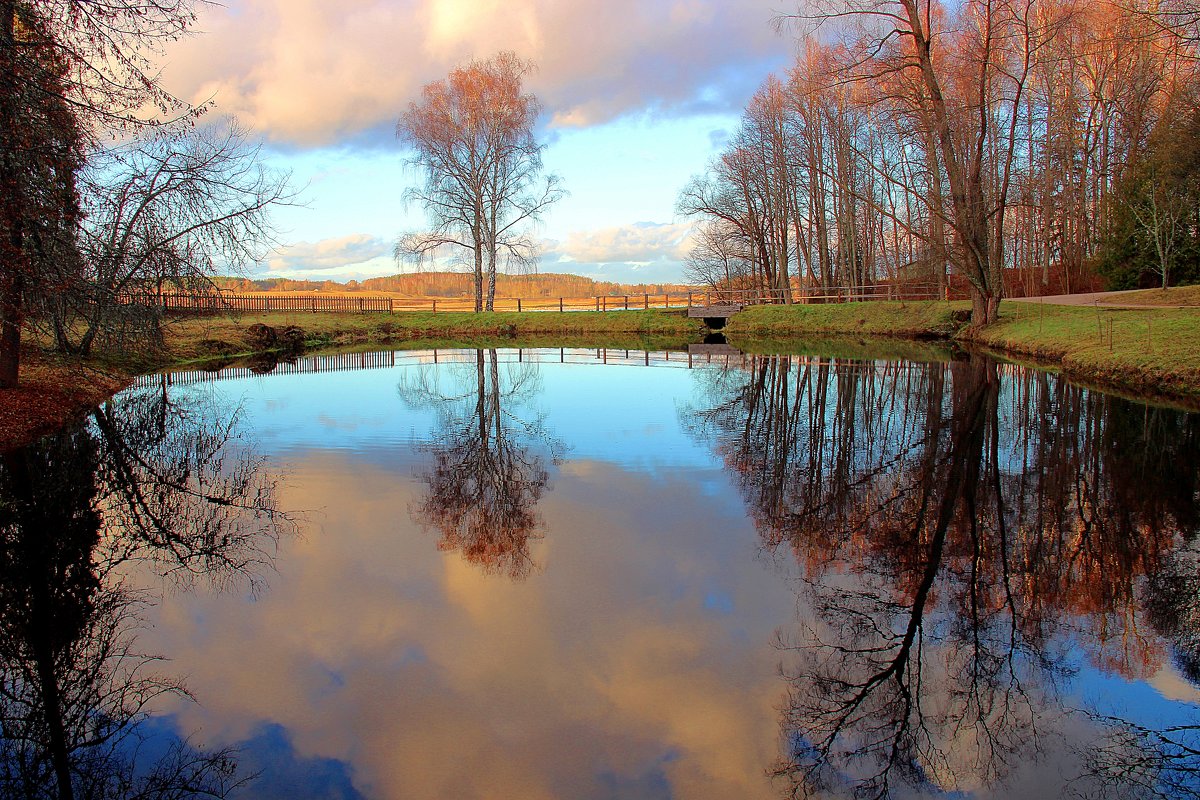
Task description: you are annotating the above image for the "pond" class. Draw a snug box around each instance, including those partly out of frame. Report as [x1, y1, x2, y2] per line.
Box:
[2, 346, 1199, 799]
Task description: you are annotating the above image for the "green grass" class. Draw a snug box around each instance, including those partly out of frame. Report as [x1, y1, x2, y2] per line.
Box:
[968, 302, 1200, 403]
[725, 301, 972, 339]
[722, 299, 1200, 406]
[162, 309, 702, 362]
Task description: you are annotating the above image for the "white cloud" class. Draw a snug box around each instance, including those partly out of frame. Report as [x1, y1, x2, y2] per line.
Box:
[548, 221, 694, 266]
[161, 0, 789, 147]
[266, 233, 392, 273]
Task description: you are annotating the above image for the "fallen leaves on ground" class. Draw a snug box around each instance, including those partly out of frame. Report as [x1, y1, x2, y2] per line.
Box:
[0, 349, 128, 451]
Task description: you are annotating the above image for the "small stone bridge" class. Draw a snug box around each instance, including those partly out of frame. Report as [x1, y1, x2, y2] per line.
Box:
[686, 303, 744, 328]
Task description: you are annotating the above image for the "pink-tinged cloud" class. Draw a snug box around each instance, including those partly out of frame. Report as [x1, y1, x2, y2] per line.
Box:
[130, 456, 793, 798]
[547, 221, 694, 265]
[265, 233, 391, 272]
[161, 0, 790, 147]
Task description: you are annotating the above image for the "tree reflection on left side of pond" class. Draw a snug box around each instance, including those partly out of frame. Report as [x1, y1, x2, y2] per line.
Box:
[0, 385, 293, 800]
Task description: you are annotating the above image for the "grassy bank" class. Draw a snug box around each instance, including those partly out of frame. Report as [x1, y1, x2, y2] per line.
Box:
[6, 300, 1200, 450]
[1, 310, 702, 449]
[968, 302, 1200, 404]
[725, 301, 972, 339]
[162, 309, 701, 364]
[1099, 285, 1200, 306]
[725, 299, 1200, 407]
[0, 351, 128, 448]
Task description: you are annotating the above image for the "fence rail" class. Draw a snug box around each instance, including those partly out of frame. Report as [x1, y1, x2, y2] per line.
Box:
[121, 293, 396, 313]
[120, 282, 951, 316]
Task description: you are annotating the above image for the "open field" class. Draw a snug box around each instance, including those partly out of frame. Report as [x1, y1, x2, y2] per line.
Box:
[214, 271, 691, 300]
[142, 289, 749, 313]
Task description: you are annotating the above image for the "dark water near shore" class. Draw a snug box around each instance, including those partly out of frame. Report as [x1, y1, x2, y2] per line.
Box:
[2, 347, 1199, 799]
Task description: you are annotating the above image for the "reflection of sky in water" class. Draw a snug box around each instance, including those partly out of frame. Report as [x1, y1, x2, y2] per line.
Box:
[198, 354, 722, 472]
[121, 350, 1200, 799]
[136, 455, 794, 799]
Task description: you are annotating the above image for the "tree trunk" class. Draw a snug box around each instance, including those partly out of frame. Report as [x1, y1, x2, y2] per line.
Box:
[0, 0, 22, 388]
[473, 243, 484, 313]
[969, 286, 1001, 326]
[485, 245, 497, 312]
[0, 269, 22, 388]
[902, 0, 1002, 327]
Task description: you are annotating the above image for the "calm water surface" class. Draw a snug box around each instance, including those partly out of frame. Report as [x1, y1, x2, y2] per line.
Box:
[2, 347, 1199, 799]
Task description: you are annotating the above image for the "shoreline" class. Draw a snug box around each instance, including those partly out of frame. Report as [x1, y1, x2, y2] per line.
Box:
[4, 300, 1199, 449]
[726, 301, 1200, 410]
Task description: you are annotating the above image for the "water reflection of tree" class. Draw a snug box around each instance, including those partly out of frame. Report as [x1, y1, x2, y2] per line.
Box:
[685, 354, 1200, 799]
[0, 386, 291, 799]
[399, 349, 563, 580]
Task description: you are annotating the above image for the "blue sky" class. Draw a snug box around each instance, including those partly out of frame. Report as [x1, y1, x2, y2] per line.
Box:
[157, 0, 795, 284]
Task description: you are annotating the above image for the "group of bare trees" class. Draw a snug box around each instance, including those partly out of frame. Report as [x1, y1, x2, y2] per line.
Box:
[680, 0, 1199, 324]
[396, 53, 564, 312]
[0, 1, 291, 388]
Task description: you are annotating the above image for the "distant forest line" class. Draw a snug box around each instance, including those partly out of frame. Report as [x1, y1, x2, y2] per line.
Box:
[213, 272, 691, 298]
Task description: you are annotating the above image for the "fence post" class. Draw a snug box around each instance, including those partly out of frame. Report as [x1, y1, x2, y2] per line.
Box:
[687, 291, 692, 308]
[432, 299, 437, 313]
[624, 295, 629, 311]
[388, 298, 393, 313]
[559, 297, 563, 313]
[595, 296, 599, 312]
[644, 293, 649, 310]
[517, 298, 522, 313]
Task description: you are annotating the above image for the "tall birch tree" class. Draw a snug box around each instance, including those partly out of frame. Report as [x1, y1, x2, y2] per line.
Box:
[396, 52, 564, 312]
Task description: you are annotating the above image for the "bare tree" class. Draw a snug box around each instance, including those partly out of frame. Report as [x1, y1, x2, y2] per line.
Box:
[0, 0, 202, 388]
[33, 122, 292, 358]
[683, 219, 756, 291]
[396, 52, 564, 312]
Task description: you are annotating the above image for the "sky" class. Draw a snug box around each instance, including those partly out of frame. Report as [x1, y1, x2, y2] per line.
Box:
[155, 0, 797, 284]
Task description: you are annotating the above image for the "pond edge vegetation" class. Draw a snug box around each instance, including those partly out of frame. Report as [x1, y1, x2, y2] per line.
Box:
[4, 298, 1200, 449]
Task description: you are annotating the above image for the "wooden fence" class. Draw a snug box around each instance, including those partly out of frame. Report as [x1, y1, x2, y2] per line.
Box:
[121, 282, 950, 316]
[124, 293, 395, 313]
